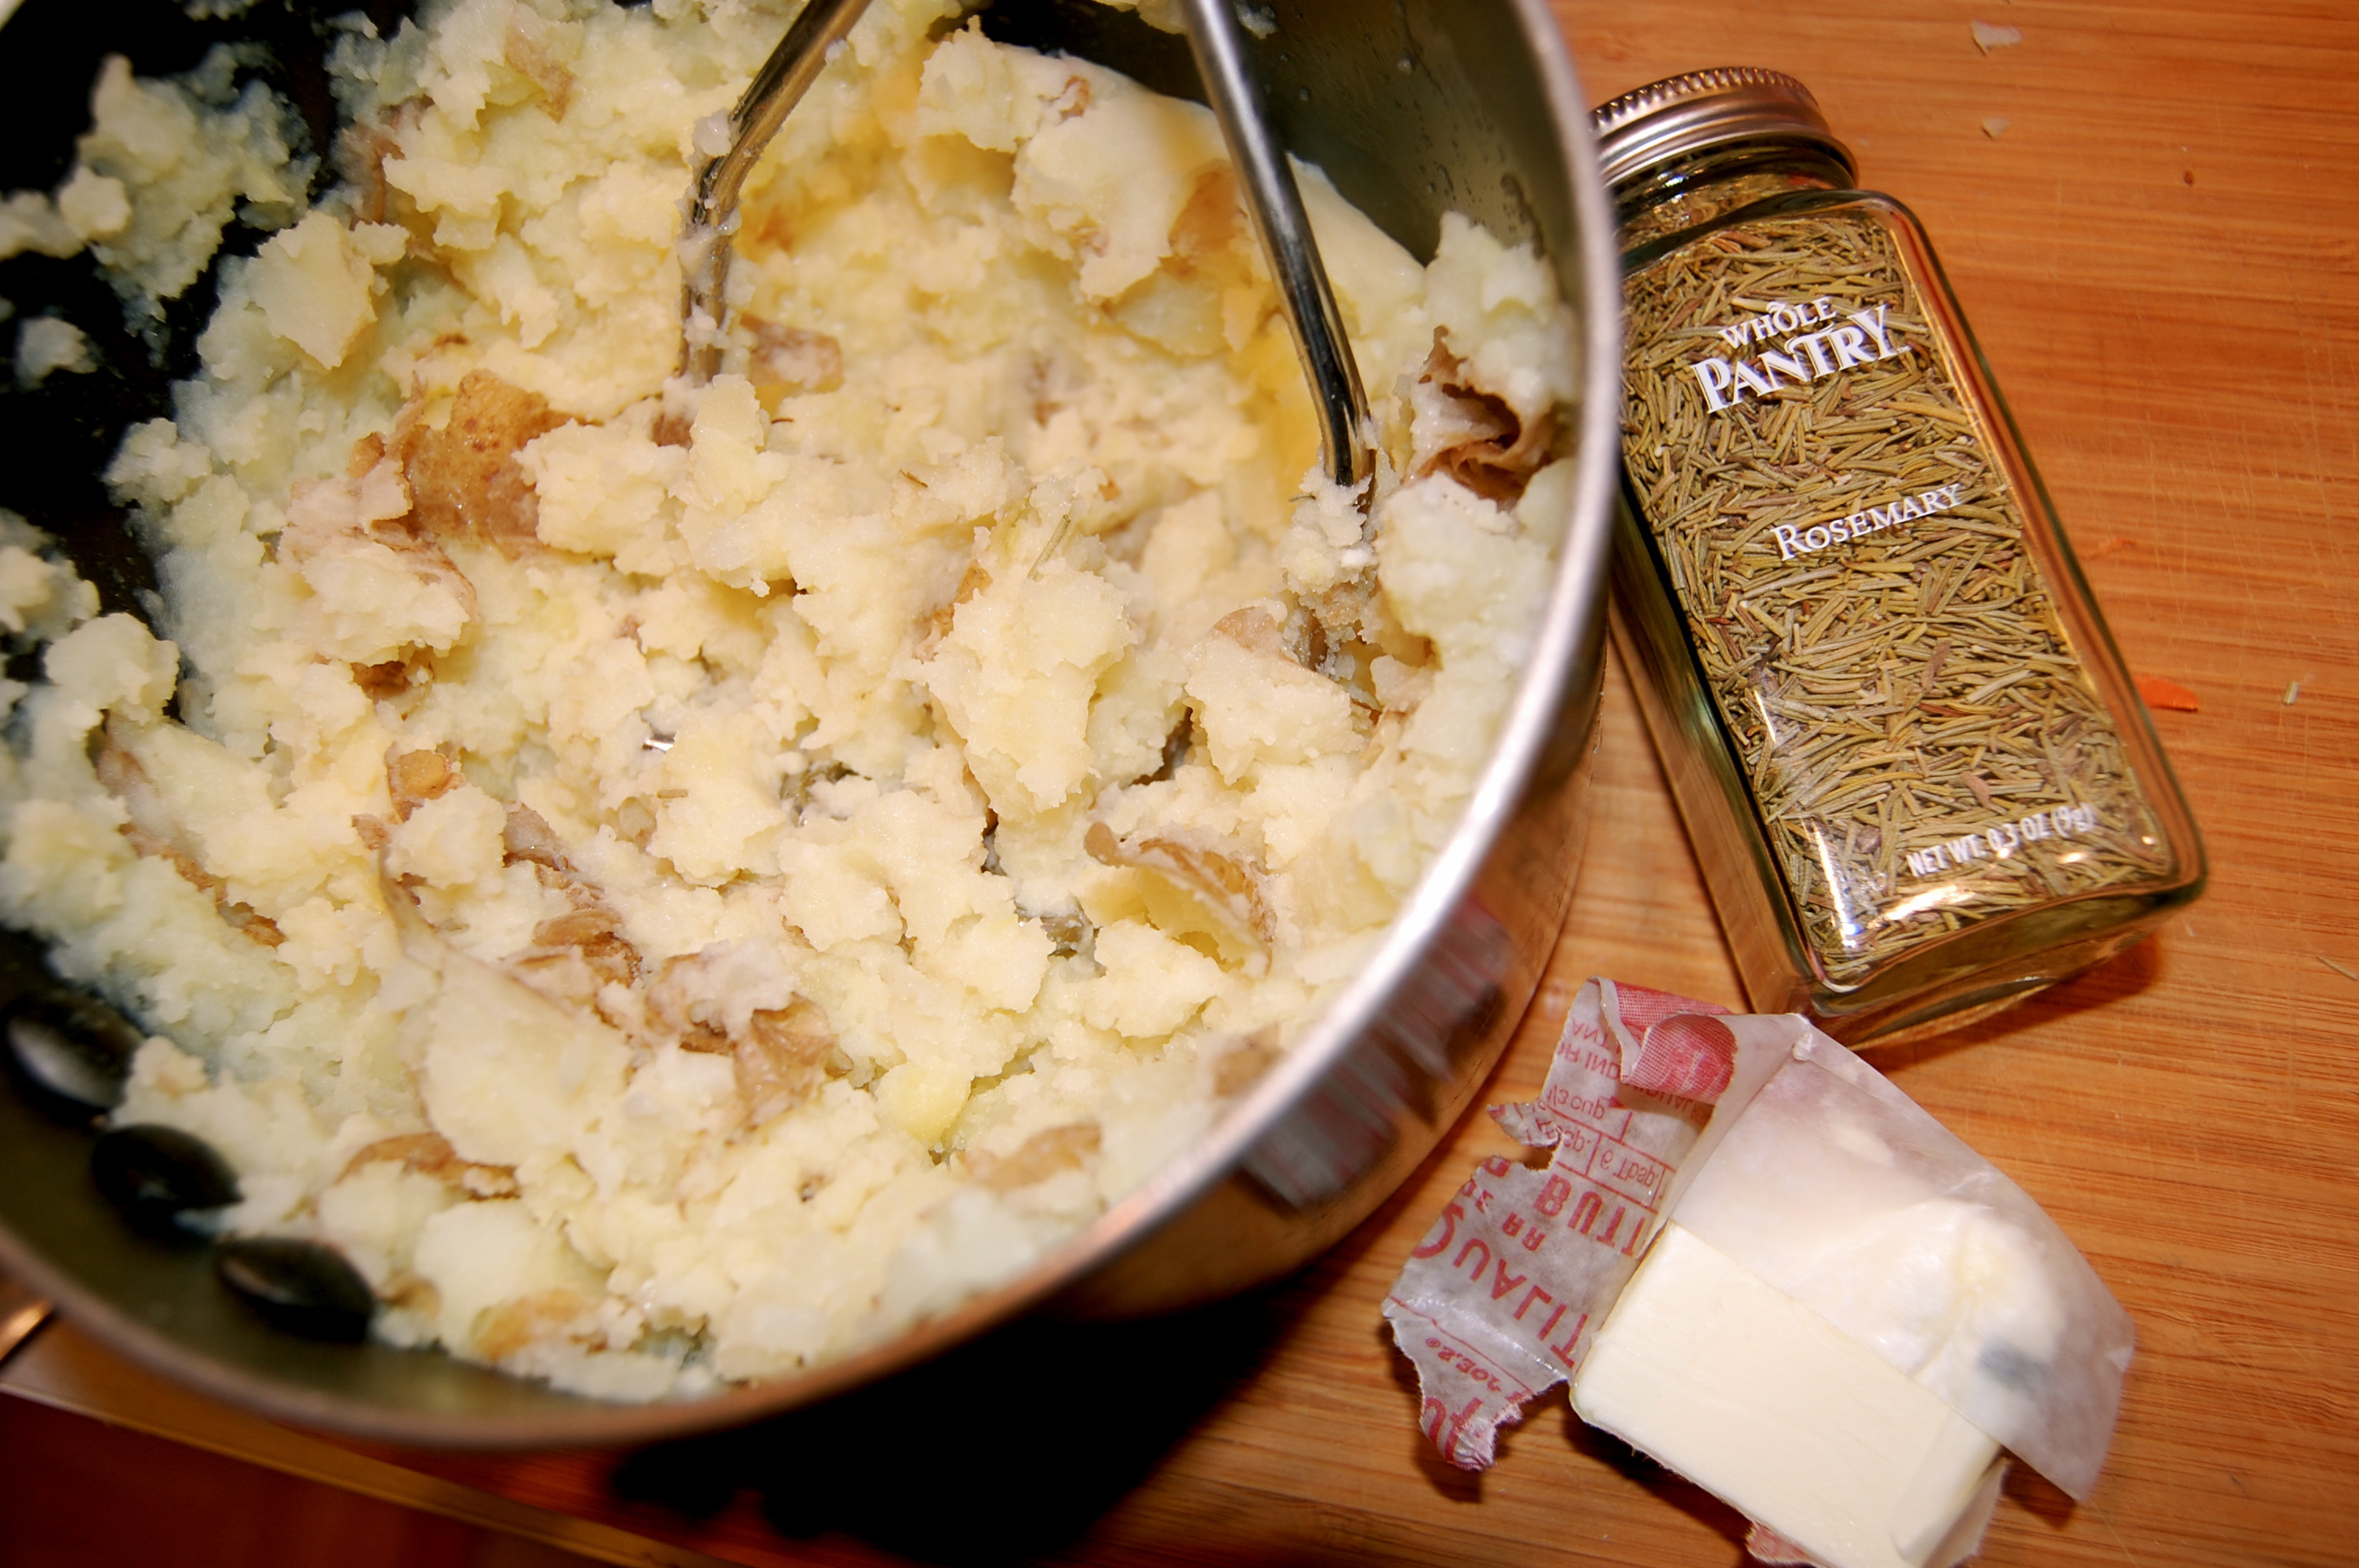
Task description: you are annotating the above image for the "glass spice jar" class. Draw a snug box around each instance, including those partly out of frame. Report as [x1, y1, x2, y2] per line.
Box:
[1594, 67, 2205, 1044]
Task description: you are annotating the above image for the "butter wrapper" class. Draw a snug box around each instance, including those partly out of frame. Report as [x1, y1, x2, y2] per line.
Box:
[1380, 978, 1782, 1466]
[1386, 979, 2135, 1512]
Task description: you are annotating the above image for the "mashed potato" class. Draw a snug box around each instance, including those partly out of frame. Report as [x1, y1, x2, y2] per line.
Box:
[0, 0, 1576, 1398]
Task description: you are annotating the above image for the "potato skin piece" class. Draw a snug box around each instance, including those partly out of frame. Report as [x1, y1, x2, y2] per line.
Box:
[400, 372, 569, 558]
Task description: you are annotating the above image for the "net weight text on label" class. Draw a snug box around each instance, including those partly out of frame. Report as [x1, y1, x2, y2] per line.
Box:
[1905, 803, 2103, 879]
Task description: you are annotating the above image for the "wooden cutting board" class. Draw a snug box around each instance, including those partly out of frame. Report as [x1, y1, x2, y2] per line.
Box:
[8, 2, 2356, 1564]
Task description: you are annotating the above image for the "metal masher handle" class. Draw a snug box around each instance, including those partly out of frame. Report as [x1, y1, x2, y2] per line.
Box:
[1171, 0, 1371, 490]
[679, 0, 873, 383]
[681, 0, 1376, 491]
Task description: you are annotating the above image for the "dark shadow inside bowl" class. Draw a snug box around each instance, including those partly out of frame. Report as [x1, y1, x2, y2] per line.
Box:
[0, 931, 618, 1428]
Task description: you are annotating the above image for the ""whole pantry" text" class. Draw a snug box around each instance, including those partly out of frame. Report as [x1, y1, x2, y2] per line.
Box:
[1688, 296, 1906, 412]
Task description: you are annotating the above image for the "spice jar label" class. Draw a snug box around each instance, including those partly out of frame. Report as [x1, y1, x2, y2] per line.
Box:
[1619, 207, 2172, 984]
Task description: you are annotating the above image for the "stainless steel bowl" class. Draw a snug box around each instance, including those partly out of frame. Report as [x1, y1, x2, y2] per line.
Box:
[0, 0, 1620, 1446]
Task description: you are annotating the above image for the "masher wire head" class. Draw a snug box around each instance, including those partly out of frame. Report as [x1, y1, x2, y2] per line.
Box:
[679, 0, 1374, 492]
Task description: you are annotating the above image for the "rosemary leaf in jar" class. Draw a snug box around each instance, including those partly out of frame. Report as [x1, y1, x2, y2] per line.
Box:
[1619, 211, 2172, 985]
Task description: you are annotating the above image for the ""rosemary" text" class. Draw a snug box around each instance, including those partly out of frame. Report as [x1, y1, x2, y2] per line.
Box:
[1772, 482, 1967, 561]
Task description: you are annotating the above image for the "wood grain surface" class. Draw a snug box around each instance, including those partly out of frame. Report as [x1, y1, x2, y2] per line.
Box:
[7, 2, 2357, 1564]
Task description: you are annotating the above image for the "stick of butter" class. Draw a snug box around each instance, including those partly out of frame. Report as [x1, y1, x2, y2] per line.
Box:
[1666, 1022, 2134, 1508]
[1572, 1221, 2007, 1568]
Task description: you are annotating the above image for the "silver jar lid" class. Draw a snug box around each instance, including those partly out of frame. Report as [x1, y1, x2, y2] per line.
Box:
[1590, 67, 1855, 190]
